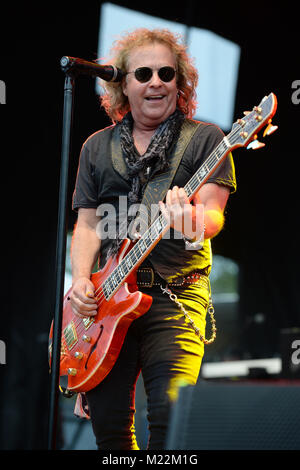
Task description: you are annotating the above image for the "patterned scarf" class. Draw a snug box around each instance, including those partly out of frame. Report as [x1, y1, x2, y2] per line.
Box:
[120, 108, 185, 203]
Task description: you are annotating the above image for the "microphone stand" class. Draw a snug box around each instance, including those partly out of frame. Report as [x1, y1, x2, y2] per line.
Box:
[47, 69, 75, 450]
[47, 56, 122, 449]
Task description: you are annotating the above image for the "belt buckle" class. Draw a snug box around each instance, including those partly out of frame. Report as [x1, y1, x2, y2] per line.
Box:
[138, 267, 155, 288]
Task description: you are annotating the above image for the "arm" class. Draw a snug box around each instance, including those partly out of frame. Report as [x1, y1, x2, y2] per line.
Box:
[159, 182, 230, 242]
[70, 208, 101, 317]
[194, 182, 230, 240]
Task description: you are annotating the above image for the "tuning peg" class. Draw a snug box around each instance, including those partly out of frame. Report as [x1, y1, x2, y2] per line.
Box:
[247, 135, 265, 150]
[263, 119, 278, 137]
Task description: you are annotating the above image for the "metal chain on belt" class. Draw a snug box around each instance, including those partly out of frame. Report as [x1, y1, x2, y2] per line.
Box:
[160, 284, 217, 344]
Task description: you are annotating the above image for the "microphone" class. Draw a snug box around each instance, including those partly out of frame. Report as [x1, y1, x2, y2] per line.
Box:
[60, 56, 124, 82]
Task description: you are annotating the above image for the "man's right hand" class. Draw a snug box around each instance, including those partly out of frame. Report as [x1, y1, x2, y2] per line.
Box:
[70, 277, 98, 318]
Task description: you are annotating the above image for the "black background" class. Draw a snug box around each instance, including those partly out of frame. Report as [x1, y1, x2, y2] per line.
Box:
[0, 0, 299, 449]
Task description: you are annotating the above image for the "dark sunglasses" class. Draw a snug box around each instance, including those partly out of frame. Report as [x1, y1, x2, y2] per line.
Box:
[126, 66, 176, 83]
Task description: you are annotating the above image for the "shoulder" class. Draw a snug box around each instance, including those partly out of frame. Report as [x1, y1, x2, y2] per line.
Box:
[185, 118, 224, 140]
[80, 124, 117, 165]
[182, 119, 225, 158]
[83, 123, 116, 150]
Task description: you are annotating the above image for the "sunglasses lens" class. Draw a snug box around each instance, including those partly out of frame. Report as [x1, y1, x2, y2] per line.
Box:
[133, 66, 176, 83]
[134, 67, 153, 83]
[158, 66, 176, 82]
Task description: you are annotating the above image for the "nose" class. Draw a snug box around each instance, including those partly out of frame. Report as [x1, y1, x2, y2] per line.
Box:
[149, 70, 162, 86]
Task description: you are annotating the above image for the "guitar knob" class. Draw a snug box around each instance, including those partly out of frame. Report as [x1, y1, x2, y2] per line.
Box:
[82, 335, 91, 343]
[247, 139, 265, 150]
[253, 106, 262, 113]
[68, 368, 77, 376]
[263, 119, 278, 137]
[240, 131, 248, 139]
[74, 351, 83, 359]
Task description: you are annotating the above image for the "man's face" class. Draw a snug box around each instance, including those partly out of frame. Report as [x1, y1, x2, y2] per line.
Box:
[122, 43, 178, 129]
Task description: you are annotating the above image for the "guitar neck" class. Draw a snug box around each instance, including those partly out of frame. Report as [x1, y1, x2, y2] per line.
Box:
[103, 93, 278, 299]
[184, 136, 231, 199]
[103, 132, 233, 300]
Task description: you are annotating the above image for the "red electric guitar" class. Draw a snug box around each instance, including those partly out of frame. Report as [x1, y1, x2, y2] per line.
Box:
[49, 93, 278, 393]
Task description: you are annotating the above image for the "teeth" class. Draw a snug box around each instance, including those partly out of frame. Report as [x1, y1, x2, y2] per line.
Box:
[146, 96, 164, 100]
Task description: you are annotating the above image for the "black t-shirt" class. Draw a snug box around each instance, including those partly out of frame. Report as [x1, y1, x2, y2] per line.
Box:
[73, 118, 236, 281]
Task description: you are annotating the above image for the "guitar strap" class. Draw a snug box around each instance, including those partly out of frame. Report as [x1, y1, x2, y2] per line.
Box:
[111, 118, 201, 237]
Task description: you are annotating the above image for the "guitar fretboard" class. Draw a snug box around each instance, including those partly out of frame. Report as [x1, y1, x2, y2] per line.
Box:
[184, 138, 230, 199]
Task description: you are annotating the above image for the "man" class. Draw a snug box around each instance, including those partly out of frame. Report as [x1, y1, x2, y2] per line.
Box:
[70, 28, 236, 449]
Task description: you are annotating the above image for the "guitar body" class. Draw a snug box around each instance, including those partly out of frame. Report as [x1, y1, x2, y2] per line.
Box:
[49, 239, 152, 393]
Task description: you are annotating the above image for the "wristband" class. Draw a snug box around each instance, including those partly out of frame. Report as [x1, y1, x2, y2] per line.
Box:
[183, 225, 205, 250]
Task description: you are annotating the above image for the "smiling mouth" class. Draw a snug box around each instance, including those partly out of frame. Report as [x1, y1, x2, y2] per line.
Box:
[145, 95, 165, 101]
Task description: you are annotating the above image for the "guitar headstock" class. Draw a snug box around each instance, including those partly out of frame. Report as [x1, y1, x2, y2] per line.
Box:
[229, 93, 278, 149]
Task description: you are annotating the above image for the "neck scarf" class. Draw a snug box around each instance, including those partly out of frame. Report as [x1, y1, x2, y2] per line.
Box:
[120, 108, 185, 203]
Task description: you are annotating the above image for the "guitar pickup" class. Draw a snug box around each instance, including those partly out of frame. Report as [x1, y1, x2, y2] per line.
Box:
[64, 321, 78, 351]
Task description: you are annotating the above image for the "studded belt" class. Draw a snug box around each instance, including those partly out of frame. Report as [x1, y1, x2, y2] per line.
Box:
[136, 266, 209, 289]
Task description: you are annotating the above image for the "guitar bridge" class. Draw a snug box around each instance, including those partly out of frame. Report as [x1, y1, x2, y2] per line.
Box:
[82, 317, 95, 330]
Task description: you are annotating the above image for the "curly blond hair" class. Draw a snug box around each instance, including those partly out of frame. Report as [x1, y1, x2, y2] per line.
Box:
[99, 28, 198, 122]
